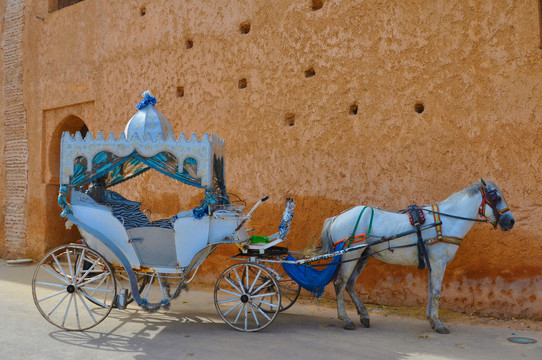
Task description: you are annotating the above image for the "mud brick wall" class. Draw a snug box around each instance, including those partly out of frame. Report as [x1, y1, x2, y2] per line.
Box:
[1, 0, 541, 319]
[1, 0, 27, 258]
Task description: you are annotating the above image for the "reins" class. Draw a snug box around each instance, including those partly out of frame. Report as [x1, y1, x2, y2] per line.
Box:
[422, 209, 489, 223]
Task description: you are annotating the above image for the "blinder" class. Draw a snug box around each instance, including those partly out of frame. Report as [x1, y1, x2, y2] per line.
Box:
[479, 186, 509, 228]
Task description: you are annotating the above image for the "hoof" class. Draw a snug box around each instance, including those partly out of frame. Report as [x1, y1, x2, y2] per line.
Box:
[360, 317, 370, 328]
[435, 327, 450, 334]
[344, 321, 356, 330]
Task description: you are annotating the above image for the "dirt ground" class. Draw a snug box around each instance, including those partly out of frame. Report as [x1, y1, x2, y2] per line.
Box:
[298, 296, 542, 332]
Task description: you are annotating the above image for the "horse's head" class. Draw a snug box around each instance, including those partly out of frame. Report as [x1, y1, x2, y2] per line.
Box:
[479, 178, 515, 231]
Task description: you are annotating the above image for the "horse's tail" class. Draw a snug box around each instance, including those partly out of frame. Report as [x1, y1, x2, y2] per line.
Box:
[301, 216, 336, 257]
[318, 217, 336, 255]
[300, 217, 335, 257]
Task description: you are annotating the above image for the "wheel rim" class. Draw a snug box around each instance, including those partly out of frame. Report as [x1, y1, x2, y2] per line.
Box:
[260, 260, 301, 312]
[32, 244, 116, 331]
[214, 263, 281, 332]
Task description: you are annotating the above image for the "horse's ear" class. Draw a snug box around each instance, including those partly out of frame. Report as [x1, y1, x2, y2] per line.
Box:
[480, 178, 487, 187]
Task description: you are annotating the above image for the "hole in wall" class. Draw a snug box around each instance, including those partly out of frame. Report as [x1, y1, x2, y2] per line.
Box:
[240, 21, 251, 34]
[176, 86, 184, 98]
[140, 6, 146, 16]
[238, 78, 247, 89]
[305, 67, 316, 78]
[350, 104, 358, 115]
[185, 39, 193, 49]
[414, 103, 425, 114]
[285, 114, 295, 127]
[312, 0, 324, 11]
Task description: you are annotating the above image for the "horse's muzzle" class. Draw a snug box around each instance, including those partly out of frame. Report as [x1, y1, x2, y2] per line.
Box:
[498, 213, 515, 231]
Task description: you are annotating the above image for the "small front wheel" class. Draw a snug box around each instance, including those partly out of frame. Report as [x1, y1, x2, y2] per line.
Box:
[214, 262, 281, 332]
[32, 244, 117, 331]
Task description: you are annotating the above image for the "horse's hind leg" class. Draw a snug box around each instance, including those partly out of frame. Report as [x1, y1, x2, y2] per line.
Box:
[346, 250, 371, 328]
[333, 252, 361, 330]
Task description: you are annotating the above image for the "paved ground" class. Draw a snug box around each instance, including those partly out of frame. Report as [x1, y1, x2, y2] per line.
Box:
[1, 260, 540, 360]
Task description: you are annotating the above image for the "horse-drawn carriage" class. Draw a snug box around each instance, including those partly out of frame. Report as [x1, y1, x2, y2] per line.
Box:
[32, 91, 515, 334]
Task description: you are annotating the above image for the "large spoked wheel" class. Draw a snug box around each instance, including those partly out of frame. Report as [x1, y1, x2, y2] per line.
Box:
[32, 244, 117, 331]
[260, 260, 301, 312]
[214, 262, 281, 332]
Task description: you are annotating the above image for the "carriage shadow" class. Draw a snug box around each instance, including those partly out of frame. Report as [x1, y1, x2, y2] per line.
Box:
[47, 308, 228, 353]
[47, 306, 432, 357]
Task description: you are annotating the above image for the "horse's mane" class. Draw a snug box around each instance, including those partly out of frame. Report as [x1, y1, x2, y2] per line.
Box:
[438, 180, 499, 205]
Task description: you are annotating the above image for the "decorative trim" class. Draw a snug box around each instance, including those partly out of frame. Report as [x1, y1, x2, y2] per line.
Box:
[60, 131, 224, 188]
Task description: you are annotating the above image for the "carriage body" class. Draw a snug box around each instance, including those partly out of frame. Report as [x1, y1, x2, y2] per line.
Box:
[69, 189, 244, 273]
[33, 91, 297, 332]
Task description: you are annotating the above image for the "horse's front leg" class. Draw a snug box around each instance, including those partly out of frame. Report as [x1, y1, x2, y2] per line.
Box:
[427, 261, 449, 334]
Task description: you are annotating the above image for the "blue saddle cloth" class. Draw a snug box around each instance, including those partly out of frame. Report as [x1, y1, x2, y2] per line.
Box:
[282, 242, 344, 298]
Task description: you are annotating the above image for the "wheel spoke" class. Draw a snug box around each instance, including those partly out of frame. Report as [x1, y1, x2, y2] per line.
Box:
[66, 249, 74, 282]
[73, 291, 81, 329]
[35, 281, 67, 289]
[224, 275, 243, 294]
[77, 257, 100, 284]
[233, 303, 245, 325]
[252, 298, 279, 308]
[51, 254, 70, 282]
[78, 271, 111, 287]
[80, 289, 108, 308]
[61, 293, 74, 327]
[76, 292, 97, 324]
[47, 292, 70, 318]
[245, 265, 250, 289]
[218, 287, 242, 297]
[222, 301, 243, 316]
[244, 301, 248, 331]
[38, 289, 66, 303]
[281, 291, 295, 302]
[250, 292, 279, 299]
[248, 302, 260, 326]
[251, 279, 272, 295]
[233, 268, 244, 292]
[40, 265, 69, 285]
[74, 249, 86, 280]
[79, 287, 114, 293]
[252, 300, 272, 321]
[217, 297, 241, 305]
[248, 269, 262, 293]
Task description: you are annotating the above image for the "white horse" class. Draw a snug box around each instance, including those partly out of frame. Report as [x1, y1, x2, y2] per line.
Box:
[318, 179, 515, 334]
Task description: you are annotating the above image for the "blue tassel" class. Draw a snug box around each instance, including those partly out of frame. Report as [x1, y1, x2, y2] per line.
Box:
[136, 91, 157, 110]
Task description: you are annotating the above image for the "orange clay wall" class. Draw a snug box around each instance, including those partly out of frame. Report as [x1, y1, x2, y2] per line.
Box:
[10, 0, 542, 318]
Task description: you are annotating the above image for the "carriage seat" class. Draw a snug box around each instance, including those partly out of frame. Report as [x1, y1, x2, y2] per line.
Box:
[103, 191, 174, 230]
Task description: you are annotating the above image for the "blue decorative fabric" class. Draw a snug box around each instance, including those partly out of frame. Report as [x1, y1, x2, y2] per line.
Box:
[58, 185, 72, 217]
[282, 242, 345, 298]
[136, 92, 157, 110]
[192, 189, 220, 219]
[68, 151, 202, 189]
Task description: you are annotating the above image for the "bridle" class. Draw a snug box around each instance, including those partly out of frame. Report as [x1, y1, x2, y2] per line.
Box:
[479, 186, 510, 228]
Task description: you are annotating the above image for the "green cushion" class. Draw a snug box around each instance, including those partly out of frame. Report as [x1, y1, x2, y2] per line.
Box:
[250, 235, 269, 243]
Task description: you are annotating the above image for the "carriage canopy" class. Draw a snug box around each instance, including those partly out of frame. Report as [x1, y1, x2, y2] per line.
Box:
[59, 91, 226, 194]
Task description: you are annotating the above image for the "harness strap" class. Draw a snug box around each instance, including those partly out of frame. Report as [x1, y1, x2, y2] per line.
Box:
[428, 204, 462, 246]
[432, 204, 443, 241]
[334, 207, 374, 248]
